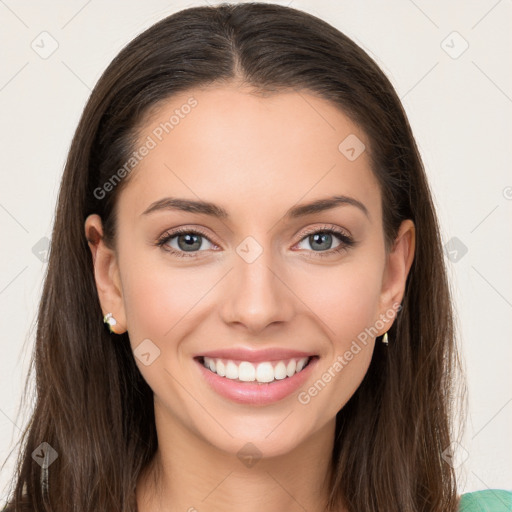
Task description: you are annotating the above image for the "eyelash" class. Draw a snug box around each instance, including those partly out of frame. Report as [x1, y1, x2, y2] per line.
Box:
[155, 225, 355, 259]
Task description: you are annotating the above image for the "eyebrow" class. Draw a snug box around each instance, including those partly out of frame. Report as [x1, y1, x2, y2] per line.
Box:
[141, 195, 369, 220]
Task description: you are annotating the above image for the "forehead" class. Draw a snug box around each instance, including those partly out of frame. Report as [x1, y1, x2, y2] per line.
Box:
[118, 85, 381, 224]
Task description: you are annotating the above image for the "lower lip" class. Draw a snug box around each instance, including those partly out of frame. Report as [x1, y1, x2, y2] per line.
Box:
[195, 357, 318, 405]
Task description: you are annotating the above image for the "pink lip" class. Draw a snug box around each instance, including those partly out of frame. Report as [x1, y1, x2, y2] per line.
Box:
[195, 347, 315, 363]
[195, 356, 319, 406]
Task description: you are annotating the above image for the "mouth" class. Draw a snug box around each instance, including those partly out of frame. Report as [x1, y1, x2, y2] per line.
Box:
[195, 355, 318, 385]
[193, 347, 320, 405]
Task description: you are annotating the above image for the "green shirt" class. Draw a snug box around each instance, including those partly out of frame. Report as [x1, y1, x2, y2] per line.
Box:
[459, 489, 512, 511]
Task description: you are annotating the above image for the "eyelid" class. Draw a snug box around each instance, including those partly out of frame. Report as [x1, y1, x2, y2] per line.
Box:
[296, 223, 352, 240]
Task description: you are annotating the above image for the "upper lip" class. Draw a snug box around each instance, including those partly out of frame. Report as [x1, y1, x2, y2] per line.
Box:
[195, 347, 316, 363]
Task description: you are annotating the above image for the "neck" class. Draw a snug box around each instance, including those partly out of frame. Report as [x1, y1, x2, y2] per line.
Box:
[136, 405, 338, 512]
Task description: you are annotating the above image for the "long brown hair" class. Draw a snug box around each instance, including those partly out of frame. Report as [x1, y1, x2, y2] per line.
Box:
[2, 3, 466, 511]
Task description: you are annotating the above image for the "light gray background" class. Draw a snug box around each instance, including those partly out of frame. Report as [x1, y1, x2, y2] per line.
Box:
[1, 0, 511, 500]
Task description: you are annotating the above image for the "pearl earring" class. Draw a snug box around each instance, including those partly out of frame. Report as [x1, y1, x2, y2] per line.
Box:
[103, 312, 117, 333]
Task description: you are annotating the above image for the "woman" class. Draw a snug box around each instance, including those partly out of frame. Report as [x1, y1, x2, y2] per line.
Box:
[2, 3, 510, 511]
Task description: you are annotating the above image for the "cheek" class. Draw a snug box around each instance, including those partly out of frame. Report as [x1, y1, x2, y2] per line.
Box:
[296, 262, 379, 416]
[309, 344, 374, 419]
[120, 257, 214, 399]
[121, 259, 212, 342]
[290, 253, 383, 414]
[292, 256, 384, 347]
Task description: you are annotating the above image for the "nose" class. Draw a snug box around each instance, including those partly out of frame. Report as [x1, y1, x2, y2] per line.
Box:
[219, 246, 296, 335]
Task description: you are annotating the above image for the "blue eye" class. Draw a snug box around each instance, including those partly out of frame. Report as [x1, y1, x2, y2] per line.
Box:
[156, 225, 355, 259]
[294, 227, 355, 258]
[156, 228, 217, 258]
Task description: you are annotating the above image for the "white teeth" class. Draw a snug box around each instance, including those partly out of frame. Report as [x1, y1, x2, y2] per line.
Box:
[216, 359, 226, 377]
[286, 359, 296, 377]
[238, 361, 256, 382]
[296, 357, 308, 372]
[202, 356, 311, 383]
[225, 360, 238, 379]
[274, 361, 287, 380]
[256, 362, 274, 383]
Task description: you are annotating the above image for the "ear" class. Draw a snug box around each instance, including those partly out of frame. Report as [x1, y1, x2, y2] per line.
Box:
[377, 219, 415, 333]
[84, 214, 127, 334]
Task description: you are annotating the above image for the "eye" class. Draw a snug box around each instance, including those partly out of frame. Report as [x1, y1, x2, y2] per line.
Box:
[156, 227, 218, 258]
[294, 225, 355, 258]
[156, 224, 355, 259]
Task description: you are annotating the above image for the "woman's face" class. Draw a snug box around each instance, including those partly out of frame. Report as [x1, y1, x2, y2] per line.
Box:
[86, 85, 414, 458]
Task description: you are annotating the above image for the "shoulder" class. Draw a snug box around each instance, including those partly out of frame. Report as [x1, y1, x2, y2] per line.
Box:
[458, 489, 512, 511]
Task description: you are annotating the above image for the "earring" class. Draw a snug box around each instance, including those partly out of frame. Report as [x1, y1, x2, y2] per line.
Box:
[103, 312, 117, 334]
[382, 332, 389, 345]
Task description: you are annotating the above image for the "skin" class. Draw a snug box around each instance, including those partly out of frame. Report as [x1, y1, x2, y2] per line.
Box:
[85, 85, 415, 512]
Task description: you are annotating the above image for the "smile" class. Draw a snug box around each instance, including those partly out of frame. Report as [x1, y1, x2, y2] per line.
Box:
[200, 356, 313, 384]
[194, 353, 319, 405]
